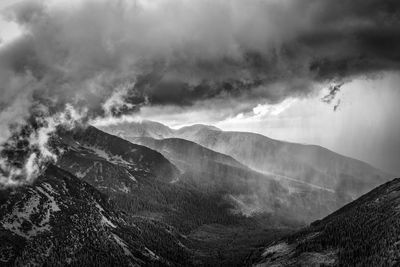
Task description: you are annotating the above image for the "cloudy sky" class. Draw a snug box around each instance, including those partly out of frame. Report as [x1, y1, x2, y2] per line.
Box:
[138, 73, 400, 175]
[0, 0, 400, 180]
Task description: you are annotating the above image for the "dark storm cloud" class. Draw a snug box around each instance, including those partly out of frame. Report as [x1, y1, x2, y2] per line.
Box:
[1, 0, 400, 184]
[130, 0, 400, 106]
[1, 0, 400, 110]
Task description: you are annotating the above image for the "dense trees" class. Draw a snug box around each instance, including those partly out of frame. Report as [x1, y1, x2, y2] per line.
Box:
[255, 178, 400, 266]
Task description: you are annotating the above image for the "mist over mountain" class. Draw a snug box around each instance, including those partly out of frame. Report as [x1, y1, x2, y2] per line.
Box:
[100, 120, 391, 200]
[175, 126, 389, 198]
[131, 136, 348, 223]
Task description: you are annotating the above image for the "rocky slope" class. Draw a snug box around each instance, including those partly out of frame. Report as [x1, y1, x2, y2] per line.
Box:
[249, 177, 400, 266]
[0, 165, 190, 266]
[56, 126, 244, 232]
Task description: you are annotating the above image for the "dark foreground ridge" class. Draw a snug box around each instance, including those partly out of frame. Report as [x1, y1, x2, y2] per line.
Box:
[250, 177, 400, 266]
[0, 164, 190, 266]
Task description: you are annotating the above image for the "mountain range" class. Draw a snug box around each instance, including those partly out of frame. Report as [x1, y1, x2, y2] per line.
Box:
[101, 120, 389, 204]
[175, 127, 388, 198]
[0, 121, 396, 266]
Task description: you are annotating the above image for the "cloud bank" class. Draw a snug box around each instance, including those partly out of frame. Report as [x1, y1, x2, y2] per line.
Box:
[1, 0, 400, 184]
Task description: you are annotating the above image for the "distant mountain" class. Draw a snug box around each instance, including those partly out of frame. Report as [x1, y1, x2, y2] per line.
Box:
[249, 177, 400, 266]
[100, 120, 391, 200]
[101, 120, 173, 140]
[0, 165, 190, 266]
[131, 136, 247, 171]
[132, 136, 349, 224]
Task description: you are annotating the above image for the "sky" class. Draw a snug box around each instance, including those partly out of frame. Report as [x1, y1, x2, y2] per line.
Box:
[0, 1, 22, 43]
[0, 0, 400, 184]
[138, 73, 400, 175]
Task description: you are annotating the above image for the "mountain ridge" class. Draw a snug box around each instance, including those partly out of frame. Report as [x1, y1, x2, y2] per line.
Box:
[0, 164, 190, 266]
[98, 119, 388, 174]
[100, 120, 391, 200]
[249, 176, 400, 266]
[1, 122, 395, 266]
[54, 125, 291, 265]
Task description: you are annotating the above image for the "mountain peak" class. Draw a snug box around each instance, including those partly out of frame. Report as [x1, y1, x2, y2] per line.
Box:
[176, 123, 221, 132]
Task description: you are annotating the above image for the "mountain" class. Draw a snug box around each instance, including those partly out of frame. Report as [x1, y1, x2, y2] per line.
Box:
[0, 164, 190, 266]
[130, 136, 248, 172]
[56, 126, 242, 231]
[249, 177, 400, 266]
[2, 123, 393, 266]
[181, 126, 391, 199]
[100, 120, 173, 140]
[54, 126, 289, 265]
[131, 136, 349, 224]
[100, 120, 390, 200]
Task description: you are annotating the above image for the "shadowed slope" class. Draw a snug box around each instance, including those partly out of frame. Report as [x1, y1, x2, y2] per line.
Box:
[250, 177, 400, 266]
[0, 165, 191, 266]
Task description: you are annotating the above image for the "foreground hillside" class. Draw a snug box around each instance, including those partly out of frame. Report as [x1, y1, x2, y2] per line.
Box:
[249, 177, 400, 266]
[0, 165, 190, 266]
[101, 121, 390, 201]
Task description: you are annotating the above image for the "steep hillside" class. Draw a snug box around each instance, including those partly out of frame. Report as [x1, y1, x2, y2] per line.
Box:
[2, 126, 282, 266]
[100, 121, 390, 200]
[0, 165, 190, 266]
[131, 136, 247, 171]
[250, 177, 400, 266]
[130, 136, 349, 225]
[63, 125, 178, 182]
[54, 126, 288, 265]
[56, 126, 243, 233]
[176, 127, 390, 199]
